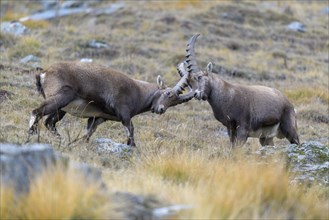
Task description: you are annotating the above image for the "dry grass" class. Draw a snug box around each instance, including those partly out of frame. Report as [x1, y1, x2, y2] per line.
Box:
[105, 149, 329, 219]
[0, 0, 328, 218]
[285, 87, 329, 105]
[1, 11, 25, 21]
[8, 36, 42, 58]
[22, 20, 50, 29]
[0, 165, 117, 219]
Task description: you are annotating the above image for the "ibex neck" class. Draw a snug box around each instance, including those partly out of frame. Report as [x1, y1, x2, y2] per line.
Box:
[208, 74, 224, 101]
[133, 80, 159, 115]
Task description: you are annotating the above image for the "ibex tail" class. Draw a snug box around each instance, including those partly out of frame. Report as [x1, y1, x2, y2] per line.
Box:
[35, 72, 46, 99]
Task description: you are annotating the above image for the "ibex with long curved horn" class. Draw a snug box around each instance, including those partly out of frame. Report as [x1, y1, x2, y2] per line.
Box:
[159, 34, 300, 147]
[29, 61, 193, 146]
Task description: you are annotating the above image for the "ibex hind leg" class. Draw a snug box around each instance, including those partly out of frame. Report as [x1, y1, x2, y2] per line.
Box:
[44, 110, 66, 136]
[29, 89, 76, 135]
[259, 137, 274, 146]
[280, 109, 300, 145]
[122, 119, 135, 147]
[228, 122, 247, 147]
[83, 117, 105, 142]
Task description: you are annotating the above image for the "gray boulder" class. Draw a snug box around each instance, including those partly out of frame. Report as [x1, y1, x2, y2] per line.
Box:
[87, 39, 109, 49]
[0, 144, 57, 193]
[0, 143, 104, 194]
[94, 138, 133, 156]
[287, 21, 306, 32]
[0, 21, 28, 36]
[20, 54, 40, 64]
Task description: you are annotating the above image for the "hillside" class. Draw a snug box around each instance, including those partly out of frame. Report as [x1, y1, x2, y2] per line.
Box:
[1, 0, 328, 219]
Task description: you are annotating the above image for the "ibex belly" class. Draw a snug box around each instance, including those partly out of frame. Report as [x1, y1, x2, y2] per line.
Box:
[248, 123, 280, 138]
[62, 98, 114, 119]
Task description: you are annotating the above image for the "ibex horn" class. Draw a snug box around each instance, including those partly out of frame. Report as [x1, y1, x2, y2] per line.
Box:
[186, 33, 200, 74]
[173, 62, 190, 95]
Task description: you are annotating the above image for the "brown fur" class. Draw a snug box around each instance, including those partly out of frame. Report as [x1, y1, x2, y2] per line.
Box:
[182, 34, 300, 147]
[29, 62, 193, 146]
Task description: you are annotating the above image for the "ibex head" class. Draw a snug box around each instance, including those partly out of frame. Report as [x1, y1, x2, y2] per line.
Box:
[184, 33, 213, 101]
[151, 70, 194, 114]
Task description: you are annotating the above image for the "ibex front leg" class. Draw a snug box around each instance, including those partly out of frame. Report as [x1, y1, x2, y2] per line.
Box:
[227, 121, 247, 147]
[122, 119, 135, 147]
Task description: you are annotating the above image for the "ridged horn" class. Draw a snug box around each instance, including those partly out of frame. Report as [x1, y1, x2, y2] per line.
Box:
[185, 34, 200, 73]
[173, 62, 190, 95]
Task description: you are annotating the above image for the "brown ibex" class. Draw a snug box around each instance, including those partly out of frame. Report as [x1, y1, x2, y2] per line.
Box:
[29, 62, 193, 146]
[159, 34, 300, 147]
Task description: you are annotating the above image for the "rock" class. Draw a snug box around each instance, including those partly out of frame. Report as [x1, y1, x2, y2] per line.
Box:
[0, 143, 57, 193]
[19, 2, 124, 21]
[19, 54, 40, 64]
[19, 6, 89, 22]
[287, 21, 306, 32]
[112, 192, 191, 219]
[254, 141, 329, 186]
[61, 0, 86, 9]
[39, 0, 57, 10]
[80, 58, 93, 63]
[322, 7, 329, 14]
[87, 39, 109, 49]
[94, 138, 133, 157]
[221, 11, 245, 24]
[69, 161, 106, 190]
[0, 143, 105, 194]
[0, 21, 28, 36]
[93, 3, 125, 16]
[152, 204, 193, 219]
[112, 192, 162, 220]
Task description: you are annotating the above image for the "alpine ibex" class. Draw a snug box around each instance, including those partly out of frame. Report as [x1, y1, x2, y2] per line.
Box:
[159, 34, 300, 147]
[29, 62, 193, 146]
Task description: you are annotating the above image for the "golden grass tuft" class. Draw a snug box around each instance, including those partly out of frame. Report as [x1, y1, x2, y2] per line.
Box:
[285, 87, 329, 105]
[106, 149, 329, 219]
[9, 36, 42, 58]
[141, 148, 210, 184]
[1, 11, 25, 21]
[144, 0, 202, 10]
[22, 20, 50, 29]
[0, 165, 117, 219]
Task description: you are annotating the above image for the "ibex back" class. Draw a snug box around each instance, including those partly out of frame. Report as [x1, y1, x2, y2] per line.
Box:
[29, 62, 193, 146]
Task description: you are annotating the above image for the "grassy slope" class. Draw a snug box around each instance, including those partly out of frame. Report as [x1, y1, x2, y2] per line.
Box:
[0, 0, 328, 219]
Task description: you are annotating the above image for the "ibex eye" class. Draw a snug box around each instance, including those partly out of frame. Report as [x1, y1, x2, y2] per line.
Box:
[165, 91, 171, 96]
[198, 76, 202, 80]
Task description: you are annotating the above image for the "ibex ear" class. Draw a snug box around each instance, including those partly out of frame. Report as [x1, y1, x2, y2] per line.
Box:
[157, 75, 165, 89]
[206, 62, 213, 75]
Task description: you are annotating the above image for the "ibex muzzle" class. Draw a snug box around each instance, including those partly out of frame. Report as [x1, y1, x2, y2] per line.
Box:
[176, 34, 300, 147]
[29, 62, 194, 146]
[151, 71, 194, 114]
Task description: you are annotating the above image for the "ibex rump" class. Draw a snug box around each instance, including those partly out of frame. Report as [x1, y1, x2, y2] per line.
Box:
[29, 62, 193, 146]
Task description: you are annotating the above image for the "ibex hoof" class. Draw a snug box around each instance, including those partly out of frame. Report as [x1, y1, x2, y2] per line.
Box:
[28, 128, 38, 135]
